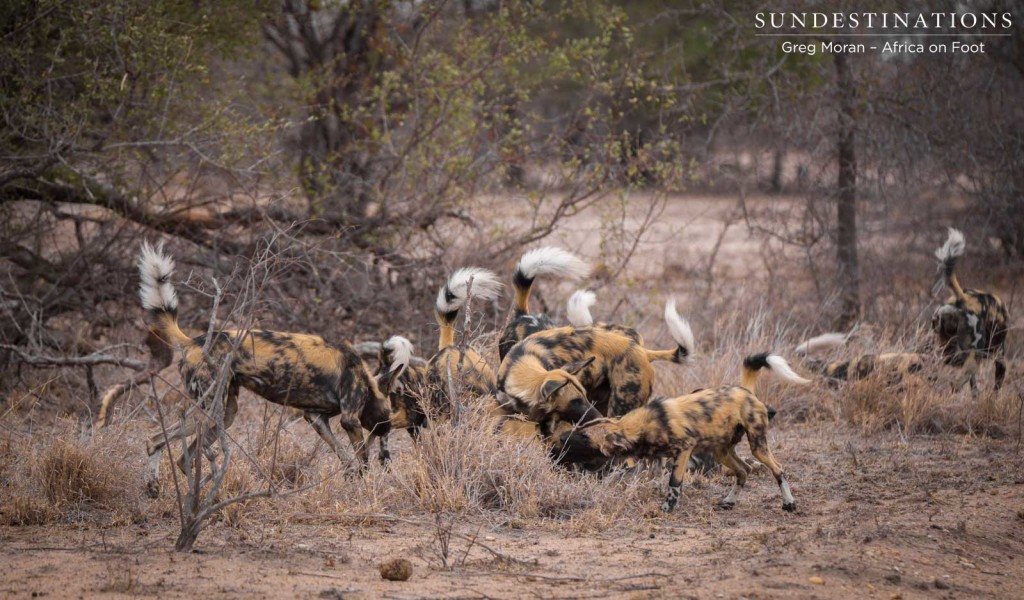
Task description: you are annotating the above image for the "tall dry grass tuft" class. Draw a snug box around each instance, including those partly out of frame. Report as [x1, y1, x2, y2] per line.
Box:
[387, 402, 583, 517]
[0, 419, 145, 526]
[280, 400, 661, 524]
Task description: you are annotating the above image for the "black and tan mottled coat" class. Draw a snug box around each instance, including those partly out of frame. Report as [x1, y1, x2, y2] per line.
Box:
[553, 353, 810, 512]
[497, 247, 590, 362]
[931, 228, 1009, 393]
[794, 332, 924, 385]
[497, 298, 694, 434]
[136, 243, 403, 495]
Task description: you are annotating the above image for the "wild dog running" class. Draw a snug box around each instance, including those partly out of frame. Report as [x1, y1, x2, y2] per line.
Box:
[553, 353, 810, 512]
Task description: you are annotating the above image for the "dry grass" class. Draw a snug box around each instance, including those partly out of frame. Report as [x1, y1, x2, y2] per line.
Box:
[238, 402, 664, 532]
[0, 418, 145, 526]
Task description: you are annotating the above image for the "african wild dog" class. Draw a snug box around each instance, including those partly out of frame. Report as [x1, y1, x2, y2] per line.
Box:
[794, 332, 924, 386]
[568, 289, 715, 471]
[553, 353, 810, 512]
[497, 247, 590, 361]
[497, 298, 694, 435]
[137, 243, 404, 496]
[426, 268, 504, 413]
[931, 228, 1009, 394]
[374, 336, 429, 440]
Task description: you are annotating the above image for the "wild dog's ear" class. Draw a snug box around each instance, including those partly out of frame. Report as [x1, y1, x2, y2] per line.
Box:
[378, 363, 406, 396]
[561, 356, 595, 375]
[541, 378, 570, 401]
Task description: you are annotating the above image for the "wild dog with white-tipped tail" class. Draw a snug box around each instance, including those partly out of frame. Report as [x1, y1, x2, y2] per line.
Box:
[426, 268, 504, 414]
[497, 297, 695, 435]
[553, 353, 810, 513]
[136, 242, 404, 496]
[794, 332, 924, 385]
[497, 247, 590, 361]
[931, 228, 1009, 393]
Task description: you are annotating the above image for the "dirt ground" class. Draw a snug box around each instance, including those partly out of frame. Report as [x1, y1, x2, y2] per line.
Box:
[3, 422, 1023, 599]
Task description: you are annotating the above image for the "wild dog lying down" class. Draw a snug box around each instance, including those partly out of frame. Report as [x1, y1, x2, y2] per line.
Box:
[553, 353, 810, 512]
[794, 332, 924, 385]
[426, 268, 504, 414]
[137, 243, 405, 494]
[497, 298, 694, 434]
[498, 247, 590, 362]
[931, 228, 1009, 394]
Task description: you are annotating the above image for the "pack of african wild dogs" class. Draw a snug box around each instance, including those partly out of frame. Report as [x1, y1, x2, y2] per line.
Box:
[120, 227, 1008, 515]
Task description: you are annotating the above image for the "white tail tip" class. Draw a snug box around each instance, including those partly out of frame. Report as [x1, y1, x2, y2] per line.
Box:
[935, 227, 965, 262]
[516, 247, 590, 281]
[794, 332, 850, 356]
[766, 354, 811, 385]
[567, 290, 597, 327]
[436, 267, 504, 313]
[383, 336, 414, 374]
[664, 298, 695, 357]
[138, 241, 177, 312]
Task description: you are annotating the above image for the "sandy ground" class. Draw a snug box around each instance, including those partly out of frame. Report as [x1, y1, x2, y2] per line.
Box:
[3, 423, 1023, 599]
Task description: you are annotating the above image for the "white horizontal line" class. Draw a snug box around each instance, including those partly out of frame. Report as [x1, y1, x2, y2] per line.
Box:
[756, 33, 1011, 37]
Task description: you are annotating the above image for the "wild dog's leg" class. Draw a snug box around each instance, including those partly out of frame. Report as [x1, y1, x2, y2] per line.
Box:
[716, 447, 750, 509]
[662, 447, 694, 513]
[365, 431, 391, 465]
[748, 432, 795, 512]
[175, 384, 239, 475]
[145, 402, 204, 498]
[994, 359, 1007, 391]
[954, 351, 980, 397]
[336, 413, 371, 469]
[303, 412, 354, 466]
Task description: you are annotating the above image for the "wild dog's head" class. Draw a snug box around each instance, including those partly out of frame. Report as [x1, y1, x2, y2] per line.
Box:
[531, 357, 602, 433]
[372, 336, 415, 430]
[931, 303, 974, 364]
[550, 420, 631, 466]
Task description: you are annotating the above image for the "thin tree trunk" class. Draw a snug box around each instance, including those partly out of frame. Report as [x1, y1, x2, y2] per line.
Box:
[834, 50, 859, 328]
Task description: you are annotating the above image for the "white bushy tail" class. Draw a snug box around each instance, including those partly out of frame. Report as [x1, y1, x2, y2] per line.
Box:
[138, 241, 178, 315]
[933, 227, 967, 299]
[512, 247, 589, 313]
[383, 335, 414, 377]
[794, 332, 850, 356]
[664, 298, 695, 361]
[567, 290, 596, 327]
[436, 267, 504, 315]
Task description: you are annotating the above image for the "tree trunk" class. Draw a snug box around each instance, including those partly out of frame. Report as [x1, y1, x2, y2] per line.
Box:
[834, 50, 860, 328]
